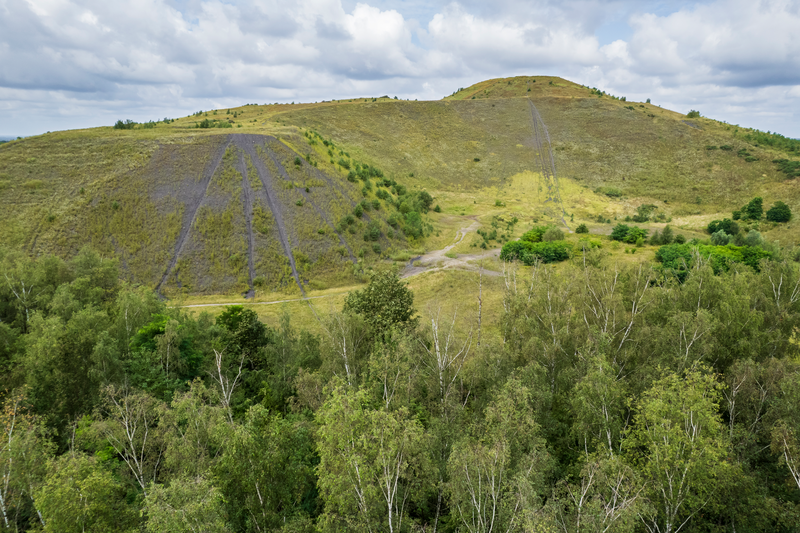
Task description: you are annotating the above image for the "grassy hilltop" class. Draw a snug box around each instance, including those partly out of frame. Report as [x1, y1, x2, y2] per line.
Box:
[1, 75, 798, 298]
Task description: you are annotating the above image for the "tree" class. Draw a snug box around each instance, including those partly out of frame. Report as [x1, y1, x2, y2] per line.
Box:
[447, 378, 551, 533]
[576, 224, 589, 234]
[624, 369, 729, 533]
[344, 271, 418, 338]
[766, 201, 792, 223]
[741, 197, 763, 221]
[317, 384, 428, 533]
[94, 386, 166, 496]
[35, 453, 137, 533]
[0, 391, 51, 530]
[214, 405, 317, 532]
[144, 475, 229, 533]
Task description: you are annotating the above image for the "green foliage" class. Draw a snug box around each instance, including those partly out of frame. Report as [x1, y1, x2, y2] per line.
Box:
[542, 227, 565, 241]
[500, 240, 571, 264]
[343, 270, 417, 335]
[772, 158, 800, 178]
[711, 229, 731, 245]
[363, 220, 381, 241]
[610, 224, 648, 243]
[686, 110, 701, 118]
[113, 119, 136, 130]
[741, 196, 764, 220]
[594, 186, 622, 198]
[707, 218, 740, 235]
[766, 201, 792, 222]
[521, 225, 553, 243]
[656, 242, 773, 275]
[575, 223, 589, 234]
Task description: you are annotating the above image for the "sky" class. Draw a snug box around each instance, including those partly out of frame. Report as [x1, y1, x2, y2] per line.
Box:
[2, 0, 799, 138]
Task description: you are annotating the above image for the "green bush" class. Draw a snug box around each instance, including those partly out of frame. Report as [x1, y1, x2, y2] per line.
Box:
[363, 221, 381, 241]
[521, 225, 553, 243]
[766, 201, 792, 222]
[772, 158, 800, 178]
[711, 230, 731, 246]
[353, 204, 363, 218]
[740, 197, 763, 220]
[611, 224, 647, 243]
[675, 234, 686, 244]
[500, 240, 571, 265]
[113, 119, 136, 130]
[575, 223, 589, 234]
[595, 186, 623, 198]
[686, 110, 701, 118]
[708, 218, 740, 235]
[542, 227, 565, 242]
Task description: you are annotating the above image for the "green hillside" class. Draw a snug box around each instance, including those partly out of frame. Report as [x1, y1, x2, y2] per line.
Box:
[1, 76, 798, 296]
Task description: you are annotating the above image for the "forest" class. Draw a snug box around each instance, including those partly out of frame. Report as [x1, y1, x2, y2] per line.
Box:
[1, 245, 799, 533]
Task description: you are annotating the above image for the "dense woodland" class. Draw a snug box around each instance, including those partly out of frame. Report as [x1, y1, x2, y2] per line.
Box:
[1, 245, 800, 533]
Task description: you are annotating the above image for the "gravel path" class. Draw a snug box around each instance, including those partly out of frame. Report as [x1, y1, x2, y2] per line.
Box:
[235, 134, 306, 296]
[157, 137, 230, 294]
[401, 219, 502, 278]
[238, 151, 257, 298]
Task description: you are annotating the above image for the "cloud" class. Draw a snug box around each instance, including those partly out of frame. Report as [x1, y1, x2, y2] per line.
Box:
[0, 0, 798, 137]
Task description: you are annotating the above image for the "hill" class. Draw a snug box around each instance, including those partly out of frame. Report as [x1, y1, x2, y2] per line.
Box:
[0, 76, 798, 296]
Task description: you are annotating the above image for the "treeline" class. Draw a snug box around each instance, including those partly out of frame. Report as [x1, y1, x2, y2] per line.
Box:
[1, 246, 800, 532]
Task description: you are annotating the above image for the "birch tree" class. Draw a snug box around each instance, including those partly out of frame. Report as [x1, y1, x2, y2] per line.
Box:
[317, 384, 428, 533]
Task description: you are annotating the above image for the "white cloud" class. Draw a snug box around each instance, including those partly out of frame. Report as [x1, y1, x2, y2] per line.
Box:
[0, 0, 798, 137]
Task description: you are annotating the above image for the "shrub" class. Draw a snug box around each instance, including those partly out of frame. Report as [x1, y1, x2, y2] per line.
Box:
[686, 110, 701, 118]
[337, 158, 350, 169]
[661, 225, 674, 244]
[711, 230, 731, 245]
[744, 229, 764, 248]
[363, 221, 381, 241]
[720, 145, 734, 151]
[595, 186, 623, 198]
[766, 201, 792, 222]
[353, 204, 363, 218]
[522, 225, 553, 243]
[371, 199, 381, 211]
[500, 241, 571, 265]
[575, 223, 589, 234]
[675, 234, 686, 244]
[741, 197, 763, 220]
[610, 224, 630, 241]
[542, 227, 565, 242]
[772, 159, 800, 179]
[294, 157, 302, 167]
[433, 205, 441, 213]
[707, 218, 739, 235]
[113, 119, 136, 130]
[372, 243, 381, 254]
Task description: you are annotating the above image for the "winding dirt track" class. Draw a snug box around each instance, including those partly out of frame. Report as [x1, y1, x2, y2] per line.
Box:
[401, 219, 502, 278]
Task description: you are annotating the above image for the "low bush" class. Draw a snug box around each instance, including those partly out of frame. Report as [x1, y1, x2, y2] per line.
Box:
[500, 240, 571, 265]
[575, 223, 589, 234]
[542, 227, 565, 242]
[766, 201, 792, 222]
[595, 186, 623, 198]
[610, 224, 648, 244]
[707, 218, 740, 235]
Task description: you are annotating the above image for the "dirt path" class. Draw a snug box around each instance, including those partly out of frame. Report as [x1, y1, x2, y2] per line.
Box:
[401, 219, 502, 278]
[235, 134, 306, 296]
[238, 152, 257, 298]
[157, 137, 230, 293]
[177, 292, 343, 309]
[528, 99, 569, 230]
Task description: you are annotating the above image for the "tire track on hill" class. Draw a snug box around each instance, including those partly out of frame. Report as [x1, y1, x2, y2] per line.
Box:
[527, 99, 568, 229]
[157, 137, 230, 294]
[238, 151, 257, 298]
[234, 134, 306, 296]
